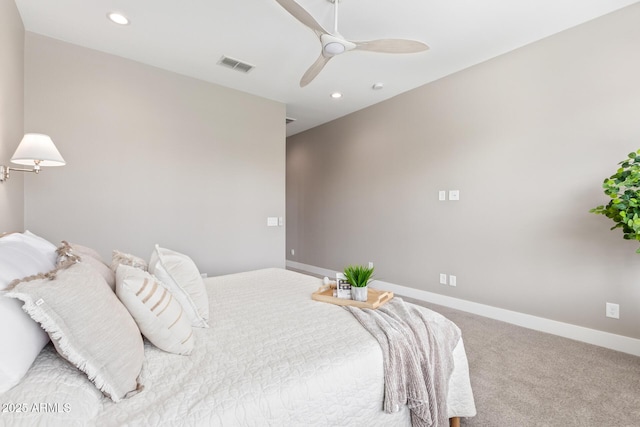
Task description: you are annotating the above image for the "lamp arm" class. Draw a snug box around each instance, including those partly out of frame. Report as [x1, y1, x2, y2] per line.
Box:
[0, 164, 41, 182]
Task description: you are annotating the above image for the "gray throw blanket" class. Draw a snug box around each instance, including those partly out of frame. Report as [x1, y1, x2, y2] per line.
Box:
[344, 298, 461, 427]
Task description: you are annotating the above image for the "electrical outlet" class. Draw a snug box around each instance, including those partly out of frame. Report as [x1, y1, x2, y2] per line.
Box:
[449, 275, 457, 287]
[439, 273, 447, 285]
[368, 261, 374, 269]
[449, 190, 460, 201]
[606, 302, 620, 319]
[290, 249, 295, 256]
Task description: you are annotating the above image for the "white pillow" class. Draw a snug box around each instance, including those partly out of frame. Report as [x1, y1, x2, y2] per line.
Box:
[0, 232, 56, 393]
[4, 261, 144, 402]
[148, 244, 209, 328]
[116, 265, 194, 355]
[22, 230, 58, 265]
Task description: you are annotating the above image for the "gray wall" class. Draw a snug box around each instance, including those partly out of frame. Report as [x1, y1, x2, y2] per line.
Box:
[287, 4, 640, 339]
[24, 34, 286, 275]
[0, 0, 24, 232]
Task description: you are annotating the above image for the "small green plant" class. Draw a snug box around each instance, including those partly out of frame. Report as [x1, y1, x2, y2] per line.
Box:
[590, 149, 640, 253]
[343, 264, 375, 288]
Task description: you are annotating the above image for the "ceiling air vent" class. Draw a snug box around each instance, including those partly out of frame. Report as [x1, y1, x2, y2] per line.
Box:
[286, 117, 296, 124]
[218, 55, 255, 73]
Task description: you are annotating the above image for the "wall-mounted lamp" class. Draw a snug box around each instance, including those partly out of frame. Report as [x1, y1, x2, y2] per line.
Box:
[0, 133, 66, 182]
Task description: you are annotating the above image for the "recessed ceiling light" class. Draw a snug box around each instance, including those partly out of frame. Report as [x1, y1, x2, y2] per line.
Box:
[107, 12, 129, 25]
[330, 92, 343, 99]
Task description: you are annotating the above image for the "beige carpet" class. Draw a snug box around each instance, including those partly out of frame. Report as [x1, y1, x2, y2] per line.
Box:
[403, 297, 640, 427]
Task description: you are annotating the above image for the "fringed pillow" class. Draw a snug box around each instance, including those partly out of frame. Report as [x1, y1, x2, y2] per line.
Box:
[4, 261, 144, 402]
[57, 241, 116, 291]
[111, 249, 148, 272]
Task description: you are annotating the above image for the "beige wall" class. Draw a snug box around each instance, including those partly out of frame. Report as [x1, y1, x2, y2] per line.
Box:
[0, 0, 24, 232]
[24, 34, 286, 275]
[287, 4, 640, 339]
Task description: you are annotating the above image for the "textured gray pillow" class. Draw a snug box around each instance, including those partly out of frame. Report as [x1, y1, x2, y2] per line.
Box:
[4, 261, 144, 402]
[57, 241, 116, 291]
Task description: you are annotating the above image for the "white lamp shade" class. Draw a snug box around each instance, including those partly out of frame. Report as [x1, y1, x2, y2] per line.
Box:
[10, 133, 66, 167]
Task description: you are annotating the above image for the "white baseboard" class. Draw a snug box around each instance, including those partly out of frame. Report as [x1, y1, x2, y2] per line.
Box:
[286, 260, 640, 357]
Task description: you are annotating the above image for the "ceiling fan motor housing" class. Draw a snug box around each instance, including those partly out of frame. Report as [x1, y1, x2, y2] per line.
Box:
[321, 33, 355, 56]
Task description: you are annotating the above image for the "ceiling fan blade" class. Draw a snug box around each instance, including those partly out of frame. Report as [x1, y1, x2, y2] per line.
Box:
[300, 54, 332, 87]
[275, 0, 328, 35]
[354, 39, 429, 54]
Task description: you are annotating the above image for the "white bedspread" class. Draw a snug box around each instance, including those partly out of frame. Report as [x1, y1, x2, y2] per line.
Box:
[1, 268, 475, 426]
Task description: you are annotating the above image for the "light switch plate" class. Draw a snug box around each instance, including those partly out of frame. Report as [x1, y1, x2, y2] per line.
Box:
[439, 190, 446, 201]
[267, 217, 278, 227]
[449, 190, 460, 201]
[439, 273, 447, 285]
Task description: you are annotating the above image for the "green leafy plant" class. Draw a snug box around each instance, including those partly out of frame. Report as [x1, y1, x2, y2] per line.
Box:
[343, 264, 375, 288]
[590, 149, 640, 253]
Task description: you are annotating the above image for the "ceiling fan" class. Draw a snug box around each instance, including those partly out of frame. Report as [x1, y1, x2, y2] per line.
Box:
[275, 0, 429, 87]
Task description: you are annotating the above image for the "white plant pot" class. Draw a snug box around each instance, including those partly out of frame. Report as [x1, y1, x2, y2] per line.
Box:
[351, 286, 368, 302]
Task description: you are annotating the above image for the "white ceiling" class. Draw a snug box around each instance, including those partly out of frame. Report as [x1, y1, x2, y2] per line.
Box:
[15, 0, 640, 136]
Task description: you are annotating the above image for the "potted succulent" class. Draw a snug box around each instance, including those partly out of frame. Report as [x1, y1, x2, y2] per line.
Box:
[590, 149, 640, 253]
[343, 264, 374, 302]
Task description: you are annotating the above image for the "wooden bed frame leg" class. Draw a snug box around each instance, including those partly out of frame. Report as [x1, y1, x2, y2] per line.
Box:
[450, 417, 461, 427]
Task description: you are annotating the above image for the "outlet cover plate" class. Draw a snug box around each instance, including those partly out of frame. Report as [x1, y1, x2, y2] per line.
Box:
[606, 302, 620, 319]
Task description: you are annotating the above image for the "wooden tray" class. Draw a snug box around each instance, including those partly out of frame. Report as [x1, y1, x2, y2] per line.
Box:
[311, 286, 394, 309]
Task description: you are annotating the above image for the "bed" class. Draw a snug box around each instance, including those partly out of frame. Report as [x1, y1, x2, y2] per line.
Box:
[0, 233, 475, 426]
